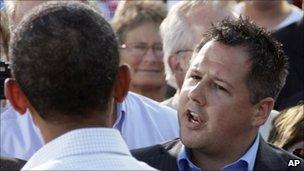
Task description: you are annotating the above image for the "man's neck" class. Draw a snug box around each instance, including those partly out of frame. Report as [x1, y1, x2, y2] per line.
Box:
[190, 133, 257, 171]
[38, 111, 112, 144]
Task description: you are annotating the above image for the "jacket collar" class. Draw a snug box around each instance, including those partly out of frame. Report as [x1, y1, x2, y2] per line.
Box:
[254, 138, 288, 171]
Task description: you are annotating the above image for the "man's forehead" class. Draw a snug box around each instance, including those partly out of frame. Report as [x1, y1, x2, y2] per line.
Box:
[191, 40, 251, 71]
[190, 40, 214, 67]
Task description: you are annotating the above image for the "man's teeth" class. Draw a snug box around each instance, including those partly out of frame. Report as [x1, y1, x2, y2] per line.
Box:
[190, 112, 199, 117]
[190, 112, 200, 122]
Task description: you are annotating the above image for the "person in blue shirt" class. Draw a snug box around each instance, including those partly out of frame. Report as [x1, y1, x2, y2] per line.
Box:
[132, 17, 304, 171]
[0, 0, 4, 10]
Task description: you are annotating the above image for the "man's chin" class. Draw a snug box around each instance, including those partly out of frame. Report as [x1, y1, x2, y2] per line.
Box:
[181, 131, 208, 150]
[181, 134, 197, 148]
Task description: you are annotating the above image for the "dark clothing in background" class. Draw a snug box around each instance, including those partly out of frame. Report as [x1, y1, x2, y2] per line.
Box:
[272, 18, 304, 110]
[0, 157, 26, 171]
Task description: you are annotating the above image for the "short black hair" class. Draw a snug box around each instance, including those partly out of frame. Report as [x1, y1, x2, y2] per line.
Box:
[195, 17, 288, 104]
[10, 2, 119, 121]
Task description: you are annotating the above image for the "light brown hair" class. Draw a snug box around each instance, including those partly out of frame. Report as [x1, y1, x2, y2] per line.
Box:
[268, 103, 304, 150]
[111, 0, 167, 43]
[0, 10, 10, 61]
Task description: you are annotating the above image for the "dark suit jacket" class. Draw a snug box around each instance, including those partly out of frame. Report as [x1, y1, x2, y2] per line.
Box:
[132, 138, 304, 171]
[0, 157, 27, 171]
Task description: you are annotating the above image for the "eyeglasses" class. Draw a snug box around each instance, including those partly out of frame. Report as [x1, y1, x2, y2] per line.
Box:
[175, 49, 193, 69]
[120, 42, 163, 58]
[175, 49, 193, 59]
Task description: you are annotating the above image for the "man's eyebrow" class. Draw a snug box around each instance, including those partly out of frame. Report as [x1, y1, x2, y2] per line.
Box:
[214, 76, 234, 90]
[189, 62, 234, 90]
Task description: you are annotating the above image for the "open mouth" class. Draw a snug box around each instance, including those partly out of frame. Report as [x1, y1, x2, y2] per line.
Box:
[187, 110, 202, 123]
[185, 110, 205, 129]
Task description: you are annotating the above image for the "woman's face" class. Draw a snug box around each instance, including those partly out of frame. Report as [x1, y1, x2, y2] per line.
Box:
[120, 22, 165, 89]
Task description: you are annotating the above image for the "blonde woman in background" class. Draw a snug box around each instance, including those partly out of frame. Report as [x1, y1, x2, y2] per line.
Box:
[0, 10, 10, 113]
[268, 103, 304, 159]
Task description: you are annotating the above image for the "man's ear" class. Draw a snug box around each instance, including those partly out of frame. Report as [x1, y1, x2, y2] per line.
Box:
[168, 55, 181, 72]
[251, 97, 274, 127]
[113, 64, 131, 103]
[4, 78, 29, 115]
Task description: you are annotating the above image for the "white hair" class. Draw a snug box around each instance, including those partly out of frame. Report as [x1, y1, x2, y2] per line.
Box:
[160, 0, 236, 88]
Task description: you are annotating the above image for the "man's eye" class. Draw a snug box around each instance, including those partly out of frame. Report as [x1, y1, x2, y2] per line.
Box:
[215, 84, 227, 92]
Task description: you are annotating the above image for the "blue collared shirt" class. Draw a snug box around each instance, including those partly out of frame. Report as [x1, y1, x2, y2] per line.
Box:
[177, 135, 260, 171]
[0, 107, 44, 160]
[113, 92, 179, 149]
[0, 0, 5, 11]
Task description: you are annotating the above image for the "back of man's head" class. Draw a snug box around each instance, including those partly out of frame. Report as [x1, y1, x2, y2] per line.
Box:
[9, 1, 119, 122]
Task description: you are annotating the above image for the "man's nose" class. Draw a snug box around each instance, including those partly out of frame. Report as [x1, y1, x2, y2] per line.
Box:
[188, 81, 207, 106]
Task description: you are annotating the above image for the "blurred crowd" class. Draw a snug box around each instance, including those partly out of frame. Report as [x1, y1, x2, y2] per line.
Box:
[0, 0, 303, 170]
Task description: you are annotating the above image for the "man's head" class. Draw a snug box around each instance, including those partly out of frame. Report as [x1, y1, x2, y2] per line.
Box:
[5, 2, 129, 125]
[160, 1, 236, 90]
[178, 17, 288, 155]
